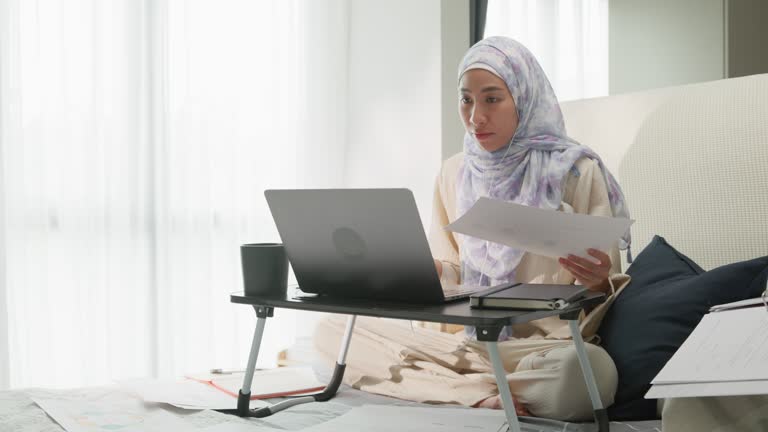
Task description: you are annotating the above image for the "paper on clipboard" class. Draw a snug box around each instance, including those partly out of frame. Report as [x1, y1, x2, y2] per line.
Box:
[651, 307, 768, 385]
[445, 197, 634, 258]
[647, 307, 768, 398]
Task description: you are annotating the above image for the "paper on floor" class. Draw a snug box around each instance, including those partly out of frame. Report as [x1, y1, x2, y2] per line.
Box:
[198, 422, 281, 432]
[188, 367, 324, 399]
[119, 378, 268, 410]
[301, 405, 507, 432]
[31, 396, 191, 432]
[445, 197, 633, 258]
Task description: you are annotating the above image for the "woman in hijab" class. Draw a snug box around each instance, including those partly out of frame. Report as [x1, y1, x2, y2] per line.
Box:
[315, 36, 631, 421]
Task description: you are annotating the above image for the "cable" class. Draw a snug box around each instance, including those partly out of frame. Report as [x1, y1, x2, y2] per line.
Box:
[462, 138, 517, 340]
[475, 140, 515, 286]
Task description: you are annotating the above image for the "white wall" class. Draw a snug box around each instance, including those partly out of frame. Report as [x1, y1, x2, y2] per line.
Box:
[609, 0, 725, 94]
[440, 1, 470, 160]
[344, 0, 444, 224]
[289, 1, 467, 345]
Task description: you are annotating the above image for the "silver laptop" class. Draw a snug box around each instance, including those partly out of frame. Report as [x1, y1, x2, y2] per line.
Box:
[264, 188, 482, 304]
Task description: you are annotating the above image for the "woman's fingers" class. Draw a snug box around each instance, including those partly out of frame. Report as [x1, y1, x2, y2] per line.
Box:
[587, 248, 611, 266]
[558, 248, 612, 289]
[567, 249, 608, 271]
[559, 258, 601, 285]
[565, 254, 600, 273]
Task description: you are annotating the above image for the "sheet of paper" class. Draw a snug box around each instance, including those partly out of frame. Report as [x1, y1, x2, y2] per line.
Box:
[119, 378, 268, 410]
[301, 405, 507, 432]
[445, 197, 634, 258]
[194, 367, 324, 398]
[646, 380, 768, 399]
[652, 307, 768, 385]
[31, 396, 191, 432]
[198, 422, 281, 432]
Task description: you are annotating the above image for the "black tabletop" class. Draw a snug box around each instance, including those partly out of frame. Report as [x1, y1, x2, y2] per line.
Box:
[230, 289, 606, 328]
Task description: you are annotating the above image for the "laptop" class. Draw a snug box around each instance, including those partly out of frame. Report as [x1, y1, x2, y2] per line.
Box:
[264, 188, 491, 304]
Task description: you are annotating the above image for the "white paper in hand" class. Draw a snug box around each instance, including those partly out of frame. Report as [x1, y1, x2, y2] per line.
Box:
[445, 197, 633, 258]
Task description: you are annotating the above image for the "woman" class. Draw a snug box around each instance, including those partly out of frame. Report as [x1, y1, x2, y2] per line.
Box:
[315, 36, 631, 421]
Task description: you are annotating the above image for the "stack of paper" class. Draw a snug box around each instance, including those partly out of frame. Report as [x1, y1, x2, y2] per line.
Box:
[646, 307, 768, 398]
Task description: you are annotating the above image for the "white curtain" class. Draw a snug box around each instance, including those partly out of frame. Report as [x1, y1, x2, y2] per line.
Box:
[484, 0, 609, 102]
[0, 0, 348, 389]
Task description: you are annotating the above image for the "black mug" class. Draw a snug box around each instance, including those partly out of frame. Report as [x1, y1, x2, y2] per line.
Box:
[240, 243, 289, 296]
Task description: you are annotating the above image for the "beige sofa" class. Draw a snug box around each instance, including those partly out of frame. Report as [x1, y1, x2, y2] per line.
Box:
[561, 74, 768, 431]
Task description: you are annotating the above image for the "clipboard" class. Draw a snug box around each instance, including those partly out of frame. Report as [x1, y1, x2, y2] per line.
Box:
[708, 285, 768, 313]
[186, 367, 325, 400]
[647, 285, 768, 399]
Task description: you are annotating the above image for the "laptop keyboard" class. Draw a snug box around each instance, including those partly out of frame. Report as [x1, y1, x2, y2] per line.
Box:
[442, 284, 483, 301]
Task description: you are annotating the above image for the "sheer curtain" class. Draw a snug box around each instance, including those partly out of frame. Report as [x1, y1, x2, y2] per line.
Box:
[484, 0, 608, 101]
[0, 0, 348, 389]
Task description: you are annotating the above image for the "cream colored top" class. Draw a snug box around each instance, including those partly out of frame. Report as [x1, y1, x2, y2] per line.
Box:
[425, 152, 625, 338]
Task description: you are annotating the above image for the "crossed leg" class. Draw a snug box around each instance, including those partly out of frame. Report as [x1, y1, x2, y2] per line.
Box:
[314, 315, 616, 421]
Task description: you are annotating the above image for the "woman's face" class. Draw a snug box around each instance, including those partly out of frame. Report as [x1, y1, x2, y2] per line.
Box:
[458, 69, 519, 152]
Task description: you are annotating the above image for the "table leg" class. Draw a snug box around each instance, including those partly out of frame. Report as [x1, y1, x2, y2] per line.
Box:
[228, 311, 357, 417]
[234, 306, 273, 416]
[486, 341, 522, 432]
[337, 314, 357, 364]
[312, 314, 356, 402]
[568, 319, 609, 432]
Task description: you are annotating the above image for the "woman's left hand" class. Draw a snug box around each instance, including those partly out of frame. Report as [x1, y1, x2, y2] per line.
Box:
[558, 248, 612, 293]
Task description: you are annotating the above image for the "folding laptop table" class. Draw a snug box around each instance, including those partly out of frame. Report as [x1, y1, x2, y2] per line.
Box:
[226, 291, 609, 432]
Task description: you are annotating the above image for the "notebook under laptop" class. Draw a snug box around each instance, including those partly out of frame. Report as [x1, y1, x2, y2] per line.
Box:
[264, 188, 490, 304]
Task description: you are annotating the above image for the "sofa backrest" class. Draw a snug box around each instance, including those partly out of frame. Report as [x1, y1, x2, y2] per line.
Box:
[561, 74, 768, 270]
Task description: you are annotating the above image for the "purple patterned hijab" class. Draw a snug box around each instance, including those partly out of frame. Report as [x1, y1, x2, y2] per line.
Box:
[457, 36, 631, 287]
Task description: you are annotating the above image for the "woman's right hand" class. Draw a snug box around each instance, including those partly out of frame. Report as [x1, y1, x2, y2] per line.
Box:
[434, 259, 443, 279]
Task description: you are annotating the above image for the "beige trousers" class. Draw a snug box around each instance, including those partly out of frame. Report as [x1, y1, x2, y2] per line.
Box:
[314, 315, 617, 421]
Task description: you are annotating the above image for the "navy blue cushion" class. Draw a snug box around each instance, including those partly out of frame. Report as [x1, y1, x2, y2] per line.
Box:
[598, 235, 768, 420]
